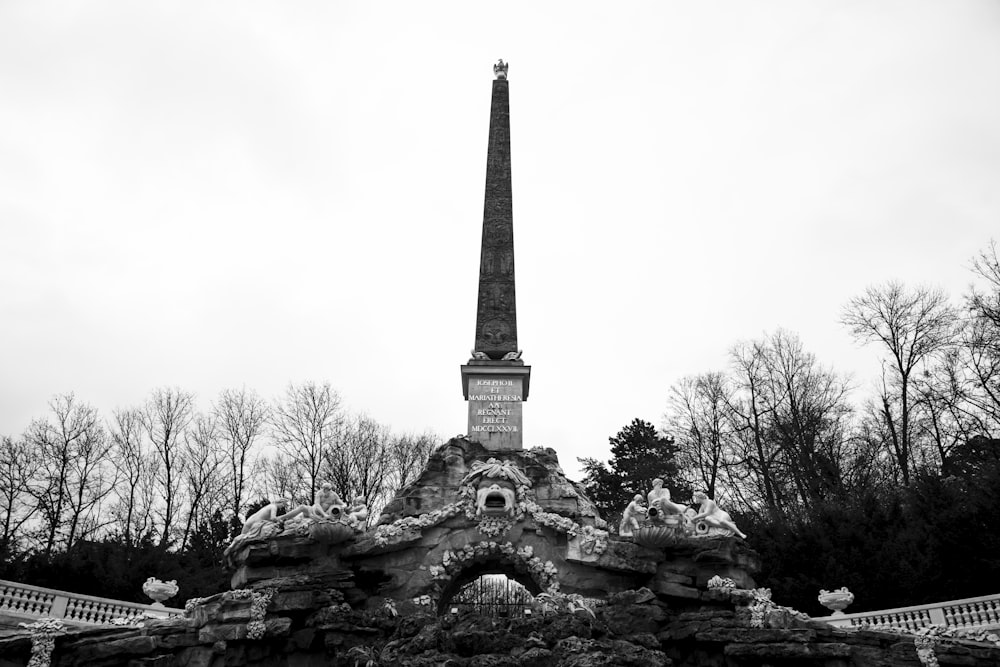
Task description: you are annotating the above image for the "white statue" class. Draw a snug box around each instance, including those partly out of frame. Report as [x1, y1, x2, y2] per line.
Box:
[646, 478, 689, 520]
[619, 494, 647, 537]
[240, 497, 290, 536]
[279, 482, 346, 523]
[346, 495, 369, 525]
[691, 491, 746, 539]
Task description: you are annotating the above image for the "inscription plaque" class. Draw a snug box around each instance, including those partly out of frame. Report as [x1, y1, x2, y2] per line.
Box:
[466, 375, 524, 450]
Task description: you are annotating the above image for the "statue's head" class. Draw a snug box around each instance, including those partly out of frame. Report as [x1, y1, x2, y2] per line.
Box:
[633, 494, 644, 503]
[651, 478, 663, 488]
[693, 491, 708, 502]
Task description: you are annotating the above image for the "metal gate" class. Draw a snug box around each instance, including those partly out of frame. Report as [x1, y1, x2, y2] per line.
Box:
[448, 574, 534, 618]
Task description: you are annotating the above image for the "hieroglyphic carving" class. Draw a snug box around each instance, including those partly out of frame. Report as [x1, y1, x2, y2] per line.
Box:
[482, 319, 512, 347]
[474, 76, 518, 359]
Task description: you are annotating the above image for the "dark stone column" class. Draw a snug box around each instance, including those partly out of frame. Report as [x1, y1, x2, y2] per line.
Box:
[474, 76, 518, 359]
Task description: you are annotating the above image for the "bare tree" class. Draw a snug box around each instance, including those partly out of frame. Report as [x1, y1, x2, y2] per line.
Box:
[255, 456, 308, 507]
[970, 241, 1000, 331]
[754, 330, 853, 506]
[842, 282, 956, 483]
[345, 414, 393, 513]
[143, 387, 194, 547]
[665, 373, 731, 499]
[959, 242, 1000, 432]
[109, 408, 154, 547]
[271, 382, 343, 503]
[388, 431, 438, 491]
[63, 418, 114, 550]
[179, 413, 224, 551]
[0, 436, 40, 554]
[214, 387, 268, 522]
[727, 340, 784, 515]
[25, 394, 107, 554]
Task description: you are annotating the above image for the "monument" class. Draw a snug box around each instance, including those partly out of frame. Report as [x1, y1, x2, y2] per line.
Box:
[7, 61, 994, 667]
[461, 59, 531, 451]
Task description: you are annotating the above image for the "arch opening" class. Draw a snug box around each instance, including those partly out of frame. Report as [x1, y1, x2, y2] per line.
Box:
[438, 560, 541, 618]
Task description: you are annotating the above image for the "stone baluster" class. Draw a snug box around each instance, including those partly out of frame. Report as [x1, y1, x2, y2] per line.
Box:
[975, 601, 988, 624]
[959, 603, 972, 626]
[986, 599, 1000, 625]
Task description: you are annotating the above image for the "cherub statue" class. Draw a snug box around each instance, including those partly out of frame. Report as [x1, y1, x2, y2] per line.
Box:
[346, 495, 368, 526]
[501, 350, 523, 361]
[619, 494, 647, 537]
[691, 491, 746, 539]
[647, 478, 689, 520]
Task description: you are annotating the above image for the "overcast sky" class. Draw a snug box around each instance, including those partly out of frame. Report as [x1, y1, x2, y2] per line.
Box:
[2, 1, 998, 481]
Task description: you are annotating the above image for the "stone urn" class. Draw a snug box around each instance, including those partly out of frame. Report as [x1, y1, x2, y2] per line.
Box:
[142, 578, 178, 609]
[309, 520, 354, 544]
[818, 587, 855, 616]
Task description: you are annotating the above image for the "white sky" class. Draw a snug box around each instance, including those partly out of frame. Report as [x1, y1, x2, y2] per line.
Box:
[2, 1, 998, 481]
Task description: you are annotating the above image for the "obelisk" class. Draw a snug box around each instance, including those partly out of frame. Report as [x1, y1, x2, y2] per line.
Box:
[461, 60, 531, 451]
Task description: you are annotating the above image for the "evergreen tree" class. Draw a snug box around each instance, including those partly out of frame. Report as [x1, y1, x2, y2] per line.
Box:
[580, 418, 687, 528]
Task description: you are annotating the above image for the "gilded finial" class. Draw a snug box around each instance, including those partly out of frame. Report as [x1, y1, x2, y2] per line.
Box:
[493, 59, 508, 80]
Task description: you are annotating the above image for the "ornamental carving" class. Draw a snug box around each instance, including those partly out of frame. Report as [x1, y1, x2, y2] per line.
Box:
[481, 319, 513, 347]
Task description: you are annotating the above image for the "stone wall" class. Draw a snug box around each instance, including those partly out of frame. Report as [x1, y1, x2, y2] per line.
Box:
[4, 586, 1000, 666]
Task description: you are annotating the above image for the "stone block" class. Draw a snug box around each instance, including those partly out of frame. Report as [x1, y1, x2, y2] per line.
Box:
[264, 616, 293, 638]
[218, 602, 253, 623]
[724, 641, 851, 659]
[272, 590, 322, 612]
[157, 633, 204, 650]
[188, 601, 222, 628]
[68, 635, 158, 664]
[129, 655, 179, 667]
[516, 647, 553, 667]
[601, 603, 667, 636]
[198, 623, 246, 643]
[696, 628, 817, 643]
[652, 581, 700, 599]
[290, 628, 317, 650]
[654, 570, 694, 586]
[177, 646, 216, 667]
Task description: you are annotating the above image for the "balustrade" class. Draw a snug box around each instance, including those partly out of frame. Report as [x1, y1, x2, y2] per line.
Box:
[817, 593, 1000, 632]
[0, 579, 182, 626]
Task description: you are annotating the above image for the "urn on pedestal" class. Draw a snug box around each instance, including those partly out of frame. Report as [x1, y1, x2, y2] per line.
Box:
[142, 577, 179, 616]
[818, 587, 855, 616]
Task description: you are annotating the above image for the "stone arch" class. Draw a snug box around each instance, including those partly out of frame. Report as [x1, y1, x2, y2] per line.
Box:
[437, 557, 543, 616]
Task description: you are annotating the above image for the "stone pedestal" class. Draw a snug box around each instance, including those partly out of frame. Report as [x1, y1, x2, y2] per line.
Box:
[461, 361, 530, 450]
